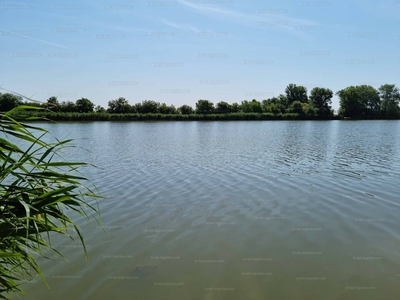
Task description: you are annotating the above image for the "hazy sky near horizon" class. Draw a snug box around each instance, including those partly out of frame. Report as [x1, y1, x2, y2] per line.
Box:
[1, 0, 399, 111]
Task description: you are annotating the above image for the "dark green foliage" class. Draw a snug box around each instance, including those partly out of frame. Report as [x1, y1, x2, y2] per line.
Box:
[0, 93, 23, 112]
[359, 85, 381, 116]
[177, 105, 194, 115]
[76, 98, 94, 113]
[262, 96, 288, 114]
[10, 111, 340, 121]
[286, 101, 304, 114]
[378, 84, 400, 118]
[230, 102, 241, 113]
[59, 101, 77, 113]
[285, 84, 308, 105]
[305, 104, 317, 116]
[107, 97, 130, 114]
[337, 85, 381, 118]
[47, 96, 59, 105]
[215, 101, 232, 114]
[195, 100, 214, 114]
[95, 105, 106, 113]
[4, 82, 400, 120]
[45, 96, 60, 112]
[138, 100, 160, 114]
[241, 100, 263, 113]
[309, 87, 333, 116]
[159, 103, 176, 114]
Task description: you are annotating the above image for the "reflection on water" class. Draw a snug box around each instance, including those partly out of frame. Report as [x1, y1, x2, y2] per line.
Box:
[13, 121, 400, 300]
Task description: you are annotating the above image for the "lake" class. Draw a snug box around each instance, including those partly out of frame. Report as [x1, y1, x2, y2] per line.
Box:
[13, 121, 400, 300]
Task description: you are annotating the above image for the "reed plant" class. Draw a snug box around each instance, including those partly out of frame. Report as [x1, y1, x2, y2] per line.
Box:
[0, 106, 100, 299]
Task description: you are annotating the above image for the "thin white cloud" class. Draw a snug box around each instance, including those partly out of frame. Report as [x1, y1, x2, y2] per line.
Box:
[90, 22, 154, 34]
[0, 28, 68, 49]
[158, 18, 199, 32]
[175, 0, 318, 32]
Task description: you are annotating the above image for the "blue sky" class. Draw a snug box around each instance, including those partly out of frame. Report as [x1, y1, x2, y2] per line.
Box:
[1, 0, 399, 111]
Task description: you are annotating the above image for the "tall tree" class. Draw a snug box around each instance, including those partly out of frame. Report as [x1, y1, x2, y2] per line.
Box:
[231, 102, 241, 113]
[337, 85, 380, 117]
[177, 105, 194, 115]
[95, 105, 106, 113]
[159, 103, 176, 114]
[337, 86, 362, 117]
[378, 84, 400, 118]
[285, 84, 308, 105]
[59, 101, 78, 112]
[138, 100, 160, 114]
[241, 99, 262, 113]
[0, 93, 23, 111]
[76, 98, 94, 113]
[195, 99, 214, 114]
[46, 96, 60, 111]
[215, 101, 232, 114]
[359, 85, 380, 116]
[251, 99, 263, 113]
[309, 87, 333, 115]
[108, 97, 130, 113]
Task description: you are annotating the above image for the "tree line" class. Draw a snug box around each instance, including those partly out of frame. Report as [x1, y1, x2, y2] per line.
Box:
[1, 83, 399, 119]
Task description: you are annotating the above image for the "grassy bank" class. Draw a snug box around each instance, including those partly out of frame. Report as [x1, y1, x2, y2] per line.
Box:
[12, 111, 342, 121]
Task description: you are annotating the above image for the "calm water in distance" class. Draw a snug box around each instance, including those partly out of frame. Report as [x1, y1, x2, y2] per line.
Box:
[14, 121, 400, 300]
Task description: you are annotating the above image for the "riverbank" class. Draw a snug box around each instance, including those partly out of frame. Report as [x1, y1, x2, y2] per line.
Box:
[11, 111, 348, 121]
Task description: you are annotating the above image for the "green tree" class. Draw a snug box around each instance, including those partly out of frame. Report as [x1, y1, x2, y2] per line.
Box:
[177, 105, 194, 115]
[76, 98, 94, 113]
[159, 103, 169, 114]
[240, 100, 252, 113]
[95, 105, 106, 113]
[286, 100, 304, 114]
[169, 105, 177, 114]
[337, 86, 361, 117]
[305, 104, 317, 116]
[337, 85, 380, 118]
[47, 96, 58, 105]
[309, 87, 333, 116]
[0, 106, 99, 298]
[138, 100, 160, 114]
[378, 84, 400, 118]
[195, 99, 214, 114]
[59, 101, 77, 112]
[0, 93, 23, 112]
[134, 102, 142, 113]
[46, 96, 60, 111]
[159, 103, 176, 114]
[230, 102, 241, 113]
[108, 97, 130, 114]
[251, 99, 263, 113]
[359, 85, 380, 116]
[241, 100, 262, 113]
[129, 104, 137, 113]
[215, 101, 231, 114]
[261, 99, 272, 112]
[285, 84, 308, 105]
[277, 94, 289, 110]
[262, 98, 284, 114]
[269, 103, 281, 114]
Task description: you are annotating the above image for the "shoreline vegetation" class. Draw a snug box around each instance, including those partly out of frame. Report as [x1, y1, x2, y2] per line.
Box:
[10, 111, 343, 121]
[1, 83, 399, 121]
[0, 107, 100, 298]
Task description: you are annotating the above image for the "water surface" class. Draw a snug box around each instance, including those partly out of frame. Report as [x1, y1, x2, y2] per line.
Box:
[14, 121, 400, 300]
